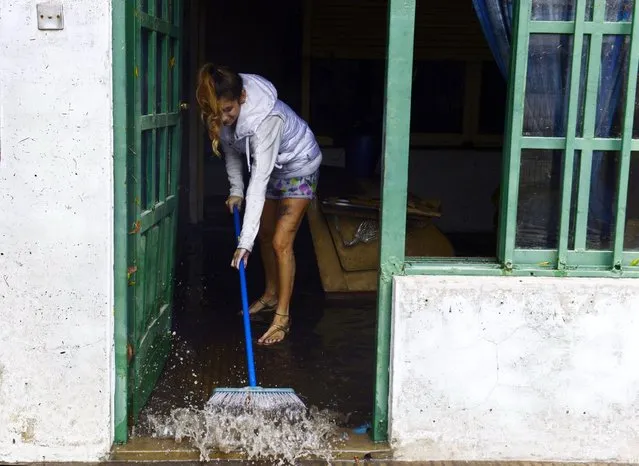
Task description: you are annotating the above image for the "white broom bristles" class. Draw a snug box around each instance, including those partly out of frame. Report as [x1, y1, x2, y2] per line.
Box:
[206, 388, 306, 420]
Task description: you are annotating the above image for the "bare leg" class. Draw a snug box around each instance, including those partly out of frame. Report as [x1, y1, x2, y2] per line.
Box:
[258, 198, 310, 345]
[247, 200, 279, 314]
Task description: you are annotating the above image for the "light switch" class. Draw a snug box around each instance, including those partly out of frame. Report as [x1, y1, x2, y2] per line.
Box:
[37, 3, 64, 30]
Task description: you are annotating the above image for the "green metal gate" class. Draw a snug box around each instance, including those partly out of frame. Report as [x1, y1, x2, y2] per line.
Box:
[113, 0, 184, 442]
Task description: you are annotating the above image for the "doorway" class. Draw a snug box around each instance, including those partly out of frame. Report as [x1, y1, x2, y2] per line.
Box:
[138, 0, 378, 433]
[113, 0, 379, 447]
[112, 0, 507, 449]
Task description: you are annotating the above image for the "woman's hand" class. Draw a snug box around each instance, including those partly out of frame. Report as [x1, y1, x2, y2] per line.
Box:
[231, 248, 250, 269]
[225, 195, 243, 214]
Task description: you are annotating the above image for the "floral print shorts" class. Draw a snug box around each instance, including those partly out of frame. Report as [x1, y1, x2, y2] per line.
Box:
[266, 170, 319, 200]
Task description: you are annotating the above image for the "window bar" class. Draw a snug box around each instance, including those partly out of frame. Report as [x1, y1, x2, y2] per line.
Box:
[162, 0, 169, 22]
[558, 0, 588, 269]
[573, 0, 606, 251]
[145, 24, 157, 206]
[523, 136, 639, 151]
[133, 2, 143, 214]
[169, 18, 181, 199]
[158, 32, 169, 201]
[529, 21, 632, 35]
[147, 0, 156, 17]
[159, 36, 169, 115]
[613, 0, 639, 269]
[498, 0, 531, 268]
[154, 18, 170, 294]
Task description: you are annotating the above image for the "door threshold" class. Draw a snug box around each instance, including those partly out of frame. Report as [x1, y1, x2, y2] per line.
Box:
[110, 429, 392, 462]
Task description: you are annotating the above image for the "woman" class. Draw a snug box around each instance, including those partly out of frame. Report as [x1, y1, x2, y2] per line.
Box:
[196, 64, 322, 346]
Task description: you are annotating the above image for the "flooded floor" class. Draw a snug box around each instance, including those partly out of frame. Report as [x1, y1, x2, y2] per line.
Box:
[136, 199, 377, 435]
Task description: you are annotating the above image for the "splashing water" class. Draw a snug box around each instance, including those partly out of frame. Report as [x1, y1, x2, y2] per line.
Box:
[145, 404, 343, 464]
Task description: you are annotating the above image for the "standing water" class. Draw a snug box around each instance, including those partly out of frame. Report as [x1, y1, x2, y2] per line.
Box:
[135, 205, 376, 463]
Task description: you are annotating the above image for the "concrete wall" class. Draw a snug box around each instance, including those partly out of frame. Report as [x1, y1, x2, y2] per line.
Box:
[390, 275, 639, 461]
[0, 0, 113, 461]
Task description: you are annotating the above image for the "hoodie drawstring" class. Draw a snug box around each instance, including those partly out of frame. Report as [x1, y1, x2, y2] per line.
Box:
[244, 136, 282, 172]
[245, 138, 251, 173]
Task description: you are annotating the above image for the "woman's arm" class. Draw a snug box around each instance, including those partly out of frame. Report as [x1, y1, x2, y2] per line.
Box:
[221, 141, 245, 198]
[237, 115, 283, 252]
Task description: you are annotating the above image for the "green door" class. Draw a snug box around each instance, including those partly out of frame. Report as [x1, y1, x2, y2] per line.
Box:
[126, 0, 184, 423]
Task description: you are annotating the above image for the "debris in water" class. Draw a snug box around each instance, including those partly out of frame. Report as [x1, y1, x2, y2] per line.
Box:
[353, 422, 371, 434]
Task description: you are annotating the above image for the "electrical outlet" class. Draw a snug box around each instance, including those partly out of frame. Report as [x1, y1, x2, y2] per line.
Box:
[37, 3, 64, 30]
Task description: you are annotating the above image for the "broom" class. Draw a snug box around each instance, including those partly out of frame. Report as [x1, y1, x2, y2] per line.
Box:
[206, 206, 306, 419]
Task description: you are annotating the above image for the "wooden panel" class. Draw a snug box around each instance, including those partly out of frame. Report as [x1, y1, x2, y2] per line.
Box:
[306, 199, 349, 292]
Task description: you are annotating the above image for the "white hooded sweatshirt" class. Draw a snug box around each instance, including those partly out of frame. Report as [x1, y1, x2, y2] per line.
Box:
[219, 74, 322, 252]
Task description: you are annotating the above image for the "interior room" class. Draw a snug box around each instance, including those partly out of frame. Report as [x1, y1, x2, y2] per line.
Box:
[134, 0, 507, 438]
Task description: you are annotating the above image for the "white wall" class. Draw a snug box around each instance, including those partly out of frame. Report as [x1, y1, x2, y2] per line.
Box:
[390, 275, 639, 461]
[0, 0, 113, 461]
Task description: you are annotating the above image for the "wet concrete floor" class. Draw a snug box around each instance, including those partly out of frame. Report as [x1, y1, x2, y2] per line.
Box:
[136, 198, 377, 434]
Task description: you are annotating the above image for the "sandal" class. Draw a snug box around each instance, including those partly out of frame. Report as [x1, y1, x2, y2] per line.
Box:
[237, 297, 278, 318]
[258, 313, 291, 346]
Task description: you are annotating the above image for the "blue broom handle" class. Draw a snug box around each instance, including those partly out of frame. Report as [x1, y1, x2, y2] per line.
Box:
[233, 206, 258, 387]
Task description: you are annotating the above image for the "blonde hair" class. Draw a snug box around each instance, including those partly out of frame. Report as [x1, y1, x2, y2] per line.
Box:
[195, 63, 243, 156]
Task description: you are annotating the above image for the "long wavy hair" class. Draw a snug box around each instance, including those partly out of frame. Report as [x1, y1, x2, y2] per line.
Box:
[195, 64, 243, 156]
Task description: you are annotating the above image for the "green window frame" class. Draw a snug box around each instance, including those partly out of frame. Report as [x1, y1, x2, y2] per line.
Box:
[408, 0, 639, 278]
[500, 0, 639, 275]
[373, 0, 639, 442]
